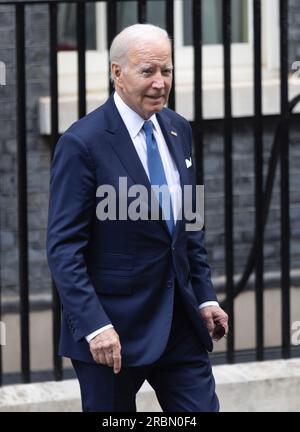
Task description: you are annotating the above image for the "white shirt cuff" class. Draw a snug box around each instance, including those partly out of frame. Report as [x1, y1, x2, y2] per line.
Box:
[198, 301, 219, 309]
[85, 324, 114, 343]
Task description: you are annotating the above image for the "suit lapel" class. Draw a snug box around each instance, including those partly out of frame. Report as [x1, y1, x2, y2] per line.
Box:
[104, 96, 151, 193]
[156, 110, 190, 189]
[157, 110, 190, 238]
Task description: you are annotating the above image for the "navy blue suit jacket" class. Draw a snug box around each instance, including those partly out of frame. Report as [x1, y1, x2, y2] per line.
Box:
[46, 95, 218, 366]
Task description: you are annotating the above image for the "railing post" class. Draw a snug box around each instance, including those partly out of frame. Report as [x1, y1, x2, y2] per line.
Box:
[138, 0, 147, 23]
[222, 0, 234, 364]
[16, 2, 30, 384]
[192, 0, 204, 185]
[77, 1, 86, 118]
[49, 1, 63, 381]
[166, 0, 175, 110]
[107, 0, 117, 95]
[253, 0, 264, 361]
[279, 0, 291, 359]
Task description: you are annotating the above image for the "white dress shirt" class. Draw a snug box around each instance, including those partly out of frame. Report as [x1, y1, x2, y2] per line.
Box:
[114, 92, 182, 222]
[86, 92, 217, 343]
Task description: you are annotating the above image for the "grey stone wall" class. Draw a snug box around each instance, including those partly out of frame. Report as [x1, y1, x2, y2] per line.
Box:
[0, 1, 300, 297]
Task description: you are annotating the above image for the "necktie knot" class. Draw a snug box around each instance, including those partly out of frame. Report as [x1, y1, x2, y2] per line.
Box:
[143, 120, 154, 137]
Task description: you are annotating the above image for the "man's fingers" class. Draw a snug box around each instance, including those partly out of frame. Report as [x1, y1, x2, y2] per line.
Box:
[199, 305, 229, 341]
[90, 345, 122, 373]
[112, 348, 122, 374]
[98, 352, 106, 365]
[89, 328, 122, 369]
[103, 349, 113, 367]
[205, 318, 215, 334]
[212, 323, 226, 340]
[211, 310, 229, 340]
[101, 348, 121, 373]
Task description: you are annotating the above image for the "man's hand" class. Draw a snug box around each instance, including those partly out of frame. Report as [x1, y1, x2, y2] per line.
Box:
[89, 328, 122, 374]
[199, 305, 228, 341]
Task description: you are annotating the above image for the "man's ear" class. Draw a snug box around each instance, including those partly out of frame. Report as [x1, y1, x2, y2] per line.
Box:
[111, 63, 122, 86]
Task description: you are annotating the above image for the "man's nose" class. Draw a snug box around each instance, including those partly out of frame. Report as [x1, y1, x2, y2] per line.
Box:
[152, 74, 165, 89]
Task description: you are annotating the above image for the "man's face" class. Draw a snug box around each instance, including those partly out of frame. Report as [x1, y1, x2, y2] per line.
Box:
[112, 40, 173, 119]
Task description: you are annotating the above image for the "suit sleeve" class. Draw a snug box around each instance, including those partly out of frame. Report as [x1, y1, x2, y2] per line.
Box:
[47, 132, 111, 342]
[185, 122, 218, 305]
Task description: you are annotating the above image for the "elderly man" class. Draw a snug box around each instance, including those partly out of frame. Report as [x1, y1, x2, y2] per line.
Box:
[47, 23, 228, 412]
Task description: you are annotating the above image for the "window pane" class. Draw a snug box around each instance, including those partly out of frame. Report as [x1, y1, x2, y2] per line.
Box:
[147, 1, 166, 29]
[116, 1, 166, 32]
[57, 2, 96, 51]
[231, 0, 248, 43]
[86, 3, 97, 49]
[183, 0, 248, 46]
[117, 1, 138, 32]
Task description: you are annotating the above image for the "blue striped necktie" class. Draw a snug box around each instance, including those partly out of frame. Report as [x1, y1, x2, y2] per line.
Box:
[143, 120, 174, 234]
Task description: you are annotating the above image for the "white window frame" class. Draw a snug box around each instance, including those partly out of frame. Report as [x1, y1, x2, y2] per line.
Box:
[174, 0, 254, 69]
[58, 0, 280, 93]
[262, 0, 280, 74]
[40, 0, 300, 134]
[57, 2, 108, 96]
[174, 0, 280, 83]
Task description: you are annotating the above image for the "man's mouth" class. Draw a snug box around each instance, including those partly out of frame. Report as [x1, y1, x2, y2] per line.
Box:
[146, 95, 165, 100]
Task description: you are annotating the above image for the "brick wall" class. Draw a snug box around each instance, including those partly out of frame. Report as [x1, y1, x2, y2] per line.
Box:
[0, 3, 52, 296]
[203, 117, 300, 280]
[0, 1, 300, 296]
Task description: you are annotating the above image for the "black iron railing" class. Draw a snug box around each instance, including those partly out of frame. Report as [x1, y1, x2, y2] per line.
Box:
[0, 0, 299, 385]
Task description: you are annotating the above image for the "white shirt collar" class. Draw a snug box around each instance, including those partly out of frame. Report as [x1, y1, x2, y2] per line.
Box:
[114, 91, 159, 138]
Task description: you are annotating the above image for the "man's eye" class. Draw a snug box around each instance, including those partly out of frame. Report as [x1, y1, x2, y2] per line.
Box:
[141, 69, 152, 76]
[163, 69, 172, 76]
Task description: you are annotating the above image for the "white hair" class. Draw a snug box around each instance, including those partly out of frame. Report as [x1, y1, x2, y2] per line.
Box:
[109, 23, 171, 69]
